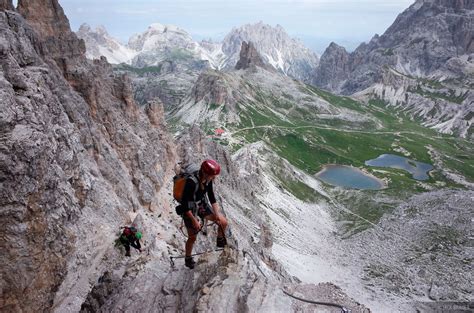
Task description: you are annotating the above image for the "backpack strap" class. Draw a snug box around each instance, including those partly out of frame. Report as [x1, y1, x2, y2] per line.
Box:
[186, 172, 200, 216]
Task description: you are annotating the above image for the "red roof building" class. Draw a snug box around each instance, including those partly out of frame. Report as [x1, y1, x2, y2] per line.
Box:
[214, 128, 225, 136]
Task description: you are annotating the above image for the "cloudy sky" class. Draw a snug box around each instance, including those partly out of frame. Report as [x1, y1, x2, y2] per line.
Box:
[20, 0, 416, 53]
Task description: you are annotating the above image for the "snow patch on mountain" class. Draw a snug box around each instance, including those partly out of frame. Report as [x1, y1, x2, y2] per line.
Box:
[128, 23, 194, 52]
[263, 49, 285, 74]
[221, 22, 319, 82]
[76, 24, 137, 64]
[199, 40, 228, 69]
[77, 22, 319, 83]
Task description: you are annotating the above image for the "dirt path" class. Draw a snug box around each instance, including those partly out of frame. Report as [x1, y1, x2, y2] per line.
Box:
[229, 124, 430, 136]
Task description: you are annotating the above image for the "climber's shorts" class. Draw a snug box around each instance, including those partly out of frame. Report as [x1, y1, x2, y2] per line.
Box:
[183, 203, 213, 229]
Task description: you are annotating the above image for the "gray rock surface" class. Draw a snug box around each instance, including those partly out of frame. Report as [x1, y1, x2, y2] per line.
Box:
[313, 0, 474, 138]
[1, 2, 368, 312]
[313, 42, 350, 93]
[0, 0, 13, 11]
[131, 68, 199, 109]
[75, 126, 369, 313]
[0, 3, 174, 311]
[235, 41, 271, 71]
[76, 24, 137, 64]
[346, 189, 473, 307]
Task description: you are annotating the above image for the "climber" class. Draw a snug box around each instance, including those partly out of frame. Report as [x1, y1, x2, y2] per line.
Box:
[179, 159, 228, 269]
[120, 226, 142, 257]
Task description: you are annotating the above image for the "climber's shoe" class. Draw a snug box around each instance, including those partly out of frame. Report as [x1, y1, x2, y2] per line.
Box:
[185, 256, 195, 269]
[216, 236, 227, 248]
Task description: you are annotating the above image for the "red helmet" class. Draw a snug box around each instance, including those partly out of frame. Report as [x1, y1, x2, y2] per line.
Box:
[201, 159, 221, 175]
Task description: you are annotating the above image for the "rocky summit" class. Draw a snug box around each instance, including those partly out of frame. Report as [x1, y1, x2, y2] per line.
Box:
[221, 22, 319, 83]
[315, 0, 473, 93]
[76, 24, 137, 64]
[235, 41, 271, 71]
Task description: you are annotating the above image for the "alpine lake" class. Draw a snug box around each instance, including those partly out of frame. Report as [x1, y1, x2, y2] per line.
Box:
[316, 154, 434, 190]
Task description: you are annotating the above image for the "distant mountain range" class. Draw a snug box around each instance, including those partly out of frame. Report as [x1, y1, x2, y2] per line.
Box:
[77, 24, 136, 64]
[77, 0, 473, 139]
[315, 0, 473, 93]
[76, 22, 319, 84]
[314, 0, 473, 138]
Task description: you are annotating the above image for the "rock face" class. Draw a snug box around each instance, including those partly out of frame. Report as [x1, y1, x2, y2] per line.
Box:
[315, 0, 474, 93]
[313, 0, 474, 138]
[74, 126, 369, 313]
[17, 0, 70, 38]
[192, 71, 234, 105]
[171, 70, 243, 125]
[348, 189, 474, 308]
[313, 42, 350, 92]
[0, 2, 174, 311]
[235, 41, 269, 71]
[0, 0, 13, 11]
[15, 0, 85, 64]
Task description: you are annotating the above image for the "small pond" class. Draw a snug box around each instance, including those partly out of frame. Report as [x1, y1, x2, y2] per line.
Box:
[315, 164, 385, 190]
[365, 154, 433, 180]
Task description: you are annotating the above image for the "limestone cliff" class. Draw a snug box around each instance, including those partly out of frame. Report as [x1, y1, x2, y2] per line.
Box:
[235, 41, 272, 71]
[0, 0, 13, 11]
[0, 2, 174, 311]
[313, 42, 350, 93]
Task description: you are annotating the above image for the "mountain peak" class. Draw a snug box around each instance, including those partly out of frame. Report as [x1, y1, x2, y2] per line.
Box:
[222, 22, 319, 81]
[148, 22, 166, 32]
[327, 42, 346, 51]
[416, 0, 474, 10]
[147, 22, 185, 34]
[95, 24, 108, 35]
[128, 22, 191, 51]
[76, 24, 137, 64]
[235, 41, 268, 70]
[78, 23, 91, 32]
[17, 0, 72, 38]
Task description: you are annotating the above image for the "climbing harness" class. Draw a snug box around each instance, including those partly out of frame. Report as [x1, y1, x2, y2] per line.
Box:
[179, 218, 218, 238]
[169, 248, 224, 267]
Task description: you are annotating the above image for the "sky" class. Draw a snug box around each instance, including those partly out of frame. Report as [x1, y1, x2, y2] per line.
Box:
[14, 0, 416, 54]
